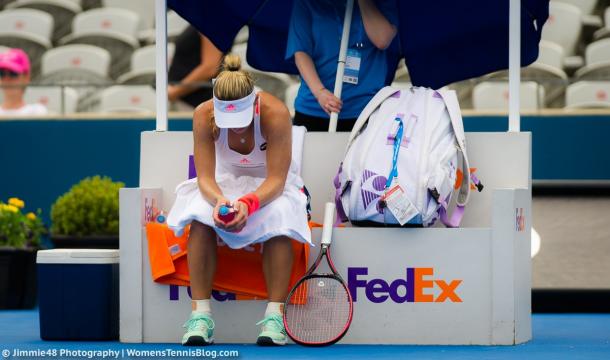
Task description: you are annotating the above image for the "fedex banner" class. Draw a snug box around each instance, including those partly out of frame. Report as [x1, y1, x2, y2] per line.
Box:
[169, 267, 462, 304]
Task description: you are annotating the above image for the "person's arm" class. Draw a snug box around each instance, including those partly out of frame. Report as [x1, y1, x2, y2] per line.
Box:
[295, 51, 342, 115]
[222, 93, 293, 232]
[168, 35, 223, 102]
[358, 0, 397, 50]
[192, 102, 231, 228]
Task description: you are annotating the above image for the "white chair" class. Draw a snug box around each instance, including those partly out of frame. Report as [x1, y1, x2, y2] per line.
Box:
[117, 43, 175, 85]
[60, 7, 140, 78]
[0, 8, 53, 75]
[472, 81, 545, 111]
[575, 38, 610, 79]
[98, 85, 156, 113]
[234, 26, 249, 45]
[542, 2, 582, 56]
[482, 41, 568, 108]
[102, 0, 152, 30]
[37, 44, 111, 107]
[22, 85, 78, 114]
[6, 0, 81, 43]
[284, 82, 299, 117]
[0, 0, 17, 9]
[40, 44, 110, 77]
[565, 81, 610, 108]
[593, 7, 610, 40]
[393, 59, 409, 82]
[552, 0, 598, 15]
[390, 81, 412, 90]
[139, 10, 190, 44]
[232, 43, 295, 101]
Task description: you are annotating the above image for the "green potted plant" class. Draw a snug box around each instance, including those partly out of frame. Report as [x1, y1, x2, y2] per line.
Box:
[0, 197, 46, 309]
[50, 176, 124, 249]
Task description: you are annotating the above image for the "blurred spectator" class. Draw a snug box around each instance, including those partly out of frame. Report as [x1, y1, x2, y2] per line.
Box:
[168, 27, 224, 110]
[286, 0, 397, 131]
[0, 49, 47, 116]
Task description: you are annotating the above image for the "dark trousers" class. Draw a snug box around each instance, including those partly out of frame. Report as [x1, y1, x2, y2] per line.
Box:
[293, 111, 357, 132]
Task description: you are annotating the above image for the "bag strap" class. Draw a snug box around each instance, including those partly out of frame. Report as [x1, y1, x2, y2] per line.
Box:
[437, 89, 471, 227]
[345, 86, 400, 153]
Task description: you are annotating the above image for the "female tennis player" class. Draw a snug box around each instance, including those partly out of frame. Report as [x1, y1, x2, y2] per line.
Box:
[167, 54, 312, 346]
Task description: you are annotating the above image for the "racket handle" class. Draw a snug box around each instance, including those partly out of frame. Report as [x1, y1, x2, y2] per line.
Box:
[321, 202, 336, 246]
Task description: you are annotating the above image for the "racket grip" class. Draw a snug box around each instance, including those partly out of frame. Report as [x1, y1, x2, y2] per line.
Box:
[321, 202, 336, 246]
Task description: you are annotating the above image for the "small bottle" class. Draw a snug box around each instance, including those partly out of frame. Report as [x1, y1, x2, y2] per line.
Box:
[218, 205, 236, 223]
[155, 211, 166, 223]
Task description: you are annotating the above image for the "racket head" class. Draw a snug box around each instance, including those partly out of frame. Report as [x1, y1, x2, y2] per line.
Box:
[283, 273, 353, 346]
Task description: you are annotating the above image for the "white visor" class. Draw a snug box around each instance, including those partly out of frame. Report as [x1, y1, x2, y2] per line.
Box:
[213, 90, 256, 129]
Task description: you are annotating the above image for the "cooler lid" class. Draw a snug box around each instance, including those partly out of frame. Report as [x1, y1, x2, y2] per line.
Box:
[37, 249, 119, 264]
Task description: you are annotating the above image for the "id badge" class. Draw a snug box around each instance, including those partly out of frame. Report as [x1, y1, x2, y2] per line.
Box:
[343, 48, 361, 85]
[383, 180, 418, 225]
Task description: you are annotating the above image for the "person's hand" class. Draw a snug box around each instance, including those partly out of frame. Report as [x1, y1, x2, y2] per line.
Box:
[168, 85, 180, 102]
[222, 200, 249, 233]
[212, 197, 232, 229]
[315, 88, 342, 115]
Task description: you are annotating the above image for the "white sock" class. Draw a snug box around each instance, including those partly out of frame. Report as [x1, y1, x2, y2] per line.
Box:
[192, 299, 211, 315]
[265, 301, 283, 316]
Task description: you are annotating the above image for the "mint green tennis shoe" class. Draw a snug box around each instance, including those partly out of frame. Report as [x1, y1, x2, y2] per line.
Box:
[182, 313, 215, 346]
[256, 313, 287, 346]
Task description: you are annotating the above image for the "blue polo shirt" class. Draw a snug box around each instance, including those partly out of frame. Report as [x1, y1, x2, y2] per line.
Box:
[286, 0, 398, 120]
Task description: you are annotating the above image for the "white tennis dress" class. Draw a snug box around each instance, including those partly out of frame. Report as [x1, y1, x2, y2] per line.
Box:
[167, 98, 312, 249]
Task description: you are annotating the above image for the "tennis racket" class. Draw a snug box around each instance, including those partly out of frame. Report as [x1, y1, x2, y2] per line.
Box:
[283, 202, 353, 346]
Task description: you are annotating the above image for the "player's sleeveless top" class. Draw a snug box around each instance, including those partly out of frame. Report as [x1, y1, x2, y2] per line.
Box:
[167, 94, 311, 249]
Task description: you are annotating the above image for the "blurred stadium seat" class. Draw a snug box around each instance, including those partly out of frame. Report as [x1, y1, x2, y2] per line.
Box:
[472, 81, 545, 111]
[26, 85, 77, 113]
[0, 84, 78, 113]
[0, 8, 52, 75]
[6, 0, 81, 44]
[542, 2, 582, 56]
[117, 43, 175, 85]
[37, 44, 111, 109]
[59, 7, 139, 78]
[0, 0, 16, 9]
[98, 84, 155, 113]
[575, 38, 610, 79]
[284, 82, 299, 117]
[234, 26, 248, 45]
[566, 80, 610, 108]
[232, 43, 296, 101]
[102, 0, 154, 31]
[554, 0, 598, 15]
[593, 7, 610, 40]
[139, 10, 189, 44]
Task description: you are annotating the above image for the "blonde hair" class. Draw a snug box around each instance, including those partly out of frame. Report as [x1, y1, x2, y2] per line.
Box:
[210, 54, 255, 137]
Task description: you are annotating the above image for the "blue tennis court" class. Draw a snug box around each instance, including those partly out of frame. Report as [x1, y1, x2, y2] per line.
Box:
[1, 310, 608, 360]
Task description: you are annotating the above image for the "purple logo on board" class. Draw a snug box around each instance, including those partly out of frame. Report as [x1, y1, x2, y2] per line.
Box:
[169, 285, 236, 302]
[348, 267, 463, 303]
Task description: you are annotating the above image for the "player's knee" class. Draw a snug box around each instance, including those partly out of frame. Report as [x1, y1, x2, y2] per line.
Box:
[189, 221, 216, 240]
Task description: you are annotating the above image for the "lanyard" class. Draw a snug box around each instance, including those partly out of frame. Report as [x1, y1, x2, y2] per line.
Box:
[385, 117, 403, 188]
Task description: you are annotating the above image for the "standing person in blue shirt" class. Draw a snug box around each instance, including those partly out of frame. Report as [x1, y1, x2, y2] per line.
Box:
[286, 0, 398, 131]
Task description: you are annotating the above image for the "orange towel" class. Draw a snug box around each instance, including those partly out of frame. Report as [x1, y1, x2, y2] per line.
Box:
[146, 222, 310, 300]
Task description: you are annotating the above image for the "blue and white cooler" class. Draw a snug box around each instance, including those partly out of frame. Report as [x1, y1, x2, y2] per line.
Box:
[37, 249, 119, 340]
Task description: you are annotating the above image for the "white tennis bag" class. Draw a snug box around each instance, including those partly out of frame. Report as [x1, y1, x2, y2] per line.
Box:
[334, 86, 480, 227]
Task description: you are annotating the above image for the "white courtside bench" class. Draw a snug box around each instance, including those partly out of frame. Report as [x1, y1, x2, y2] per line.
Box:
[119, 130, 531, 345]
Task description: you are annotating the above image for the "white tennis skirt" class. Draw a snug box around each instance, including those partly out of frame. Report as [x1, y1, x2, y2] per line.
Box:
[166, 172, 312, 249]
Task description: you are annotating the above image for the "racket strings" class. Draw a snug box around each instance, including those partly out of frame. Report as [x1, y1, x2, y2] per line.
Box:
[285, 277, 351, 344]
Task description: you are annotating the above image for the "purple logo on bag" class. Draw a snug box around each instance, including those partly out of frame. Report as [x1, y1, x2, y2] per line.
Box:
[361, 169, 387, 213]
